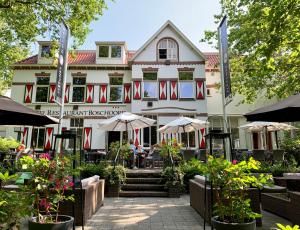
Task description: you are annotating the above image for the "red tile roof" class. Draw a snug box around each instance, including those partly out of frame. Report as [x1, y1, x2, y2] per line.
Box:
[15, 50, 219, 68]
[204, 52, 219, 68]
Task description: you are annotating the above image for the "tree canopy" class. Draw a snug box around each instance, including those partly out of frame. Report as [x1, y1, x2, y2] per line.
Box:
[0, 0, 109, 94]
[203, 0, 300, 103]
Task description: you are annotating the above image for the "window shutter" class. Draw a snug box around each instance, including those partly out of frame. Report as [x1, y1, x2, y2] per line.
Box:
[83, 127, 92, 150]
[44, 127, 54, 150]
[134, 129, 141, 147]
[169, 81, 178, 100]
[199, 128, 205, 149]
[99, 84, 107, 103]
[124, 83, 131, 103]
[21, 127, 28, 145]
[196, 80, 205, 99]
[86, 85, 94, 103]
[159, 81, 167, 100]
[49, 84, 56, 103]
[24, 84, 33, 103]
[133, 81, 141, 99]
[64, 85, 70, 103]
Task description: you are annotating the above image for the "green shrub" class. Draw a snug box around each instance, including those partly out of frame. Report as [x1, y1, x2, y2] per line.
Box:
[280, 136, 300, 166]
[103, 165, 126, 185]
[270, 160, 300, 177]
[161, 166, 184, 190]
[275, 223, 299, 230]
[0, 137, 19, 154]
[180, 159, 205, 189]
[80, 161, 108, 179]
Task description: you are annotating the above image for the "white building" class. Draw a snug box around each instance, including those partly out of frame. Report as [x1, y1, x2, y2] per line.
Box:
[8, 20, 273, 151]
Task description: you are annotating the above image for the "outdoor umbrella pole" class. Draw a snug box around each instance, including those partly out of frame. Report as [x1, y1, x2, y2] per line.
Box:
[275, 131, 279, 149]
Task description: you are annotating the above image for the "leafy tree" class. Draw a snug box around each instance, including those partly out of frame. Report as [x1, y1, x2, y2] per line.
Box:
[0, 0, 109, 95]
[202, 0, 300, 103]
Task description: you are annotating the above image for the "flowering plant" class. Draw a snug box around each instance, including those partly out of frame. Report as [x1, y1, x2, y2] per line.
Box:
[202, 156, 272, 223]
[159, 138, 183, 160]
[20, 154, 74, 223]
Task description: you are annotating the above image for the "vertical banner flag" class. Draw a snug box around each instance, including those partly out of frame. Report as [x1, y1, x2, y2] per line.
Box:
[55, 21, 69, 104]
[218, 16, 232, 105]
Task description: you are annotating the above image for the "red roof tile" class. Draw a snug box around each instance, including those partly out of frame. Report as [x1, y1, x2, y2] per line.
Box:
[204, 52, 219, 68]
[15, 50, 219, 67]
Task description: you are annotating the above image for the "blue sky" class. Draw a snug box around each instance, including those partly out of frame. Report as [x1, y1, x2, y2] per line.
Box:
[32, 0, 221, 53]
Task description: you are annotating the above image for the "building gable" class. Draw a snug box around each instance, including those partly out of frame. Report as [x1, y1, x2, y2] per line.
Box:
[131, 20, 206, 63]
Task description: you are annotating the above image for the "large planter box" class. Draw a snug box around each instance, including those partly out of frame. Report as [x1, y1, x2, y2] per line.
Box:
[168, 185, 181, 198]
[106, 183, 120, 197]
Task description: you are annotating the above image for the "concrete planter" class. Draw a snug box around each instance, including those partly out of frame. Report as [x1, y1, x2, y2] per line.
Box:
[168, 185, 181, 198]
[106, 183, 120, 197]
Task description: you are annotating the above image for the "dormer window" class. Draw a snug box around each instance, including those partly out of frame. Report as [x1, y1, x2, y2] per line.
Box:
[158, 38, 178, 60]
[111, 46, 121, 58]
[99, 46, 109, 57]
[41, 45, 51, 57]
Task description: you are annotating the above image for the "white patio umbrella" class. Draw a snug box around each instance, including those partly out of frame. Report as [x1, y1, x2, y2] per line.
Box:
[239, 121, 297, 132]
[98, 112, 156, 131]
[239, 121, 297, 149]
[158, 116, 208, 148]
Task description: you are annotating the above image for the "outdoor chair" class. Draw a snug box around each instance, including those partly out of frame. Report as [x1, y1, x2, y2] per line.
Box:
[151, 150, 162, 168]
[181, 149, 195, 161]
[251, 150, 266, 162]
[272, 150, 284, 162]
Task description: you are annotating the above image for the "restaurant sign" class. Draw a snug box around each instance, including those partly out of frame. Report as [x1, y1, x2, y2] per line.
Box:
[39, 108, 127, 117]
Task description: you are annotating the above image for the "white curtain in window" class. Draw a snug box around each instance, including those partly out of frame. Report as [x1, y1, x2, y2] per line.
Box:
[158, 38, 178, 60]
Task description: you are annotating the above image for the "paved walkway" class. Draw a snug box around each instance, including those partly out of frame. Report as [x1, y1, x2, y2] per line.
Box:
[78, 195, 291, 230]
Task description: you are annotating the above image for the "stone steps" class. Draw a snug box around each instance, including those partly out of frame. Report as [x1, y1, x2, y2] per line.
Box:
[122, 184, 165, 191]
[125, 177, 162, 184]
[119, 190, 168, 197]
[120, 169, 167, 197]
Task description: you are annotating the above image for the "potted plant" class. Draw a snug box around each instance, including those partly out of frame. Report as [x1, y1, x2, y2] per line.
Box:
[159, 139, 182, 166]
[20, 154, 75, 230]
[161, 166, 184, 197]
[0, 171, 30, 229]
[104, 165, 126, 197]
[203, 156, 271, 230]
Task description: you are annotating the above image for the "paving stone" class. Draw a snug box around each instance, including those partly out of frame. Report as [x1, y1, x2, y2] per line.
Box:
[80, 195, 291, 230]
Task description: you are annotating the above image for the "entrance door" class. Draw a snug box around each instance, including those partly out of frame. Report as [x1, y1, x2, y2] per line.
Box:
[108, 131, 120, 148]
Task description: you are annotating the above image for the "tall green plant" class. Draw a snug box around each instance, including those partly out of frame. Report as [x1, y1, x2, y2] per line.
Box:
[0, 137, 20, 154]
[203, 156, 272, 223]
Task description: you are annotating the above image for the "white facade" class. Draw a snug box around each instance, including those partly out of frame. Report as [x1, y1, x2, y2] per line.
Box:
[8, 21, 208, 151]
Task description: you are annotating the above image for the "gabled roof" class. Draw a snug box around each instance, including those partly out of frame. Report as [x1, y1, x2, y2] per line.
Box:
[204, 52, 219, 68]
[130, 20, 206, 62]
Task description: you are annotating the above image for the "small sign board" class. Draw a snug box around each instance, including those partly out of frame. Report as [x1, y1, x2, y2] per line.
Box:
[218, 16, 232, 105]
[55, 21, 69, 104]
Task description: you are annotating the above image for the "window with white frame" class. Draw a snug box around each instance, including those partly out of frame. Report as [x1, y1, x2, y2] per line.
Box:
[69, 118, 84, 149]
[143, 72, 158, 99]
[111, 45, 122, 58]
[32, 128, 45, 149]
[99, 46, 109, 57]
[72, 77, 86, 102]
[143, 115, 157, 147]
[179, 72, 194, 99]
[109, 77, 123, 102]
[157, 38, 178, 60]
[36, 76, 50, 102]
[41, 45, 51, 57]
